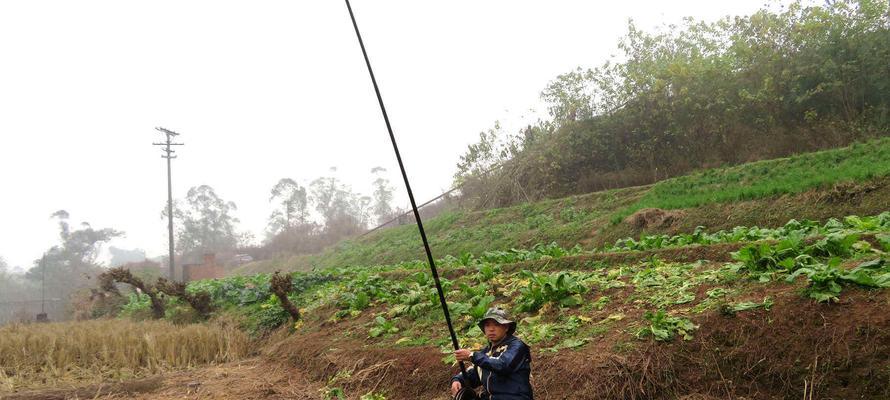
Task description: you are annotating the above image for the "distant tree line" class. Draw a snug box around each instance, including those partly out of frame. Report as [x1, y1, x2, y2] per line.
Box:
[162, 167, 400, 263]
[456, 0, 890, 208]
[0, 211, 121, 323]
[0, 166, 400, 322]
[0, 165, 400, 322]
[260, 167, 400, 257]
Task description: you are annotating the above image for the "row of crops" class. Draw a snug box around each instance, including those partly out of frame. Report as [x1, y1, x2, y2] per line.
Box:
[119, 212, 890, 351]
[603, 212, 890, 252]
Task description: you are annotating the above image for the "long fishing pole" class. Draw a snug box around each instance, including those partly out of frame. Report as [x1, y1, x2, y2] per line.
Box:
[343, 0, 469, 378]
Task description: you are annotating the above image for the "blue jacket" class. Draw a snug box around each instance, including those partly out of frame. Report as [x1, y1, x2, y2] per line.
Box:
[452, 335, 533, 400]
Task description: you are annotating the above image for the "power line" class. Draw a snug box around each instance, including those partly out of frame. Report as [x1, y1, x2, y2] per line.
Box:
[360, 161, 508, 238]
[360, 186, 460, 238]
[153, 127, 184, 282]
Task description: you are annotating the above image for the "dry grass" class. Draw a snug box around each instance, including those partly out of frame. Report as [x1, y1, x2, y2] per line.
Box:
[0, 319, 250, 391]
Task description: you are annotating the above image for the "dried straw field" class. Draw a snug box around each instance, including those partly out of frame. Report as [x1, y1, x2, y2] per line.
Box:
[0, 319, 250, 391]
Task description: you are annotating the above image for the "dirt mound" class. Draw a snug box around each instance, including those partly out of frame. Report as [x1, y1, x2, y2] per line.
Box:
[624, 208, 686, 230]
[817, 180, 881, 204]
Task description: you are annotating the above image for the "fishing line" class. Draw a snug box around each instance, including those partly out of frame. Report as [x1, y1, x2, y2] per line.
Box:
[343, 0, 469, 378]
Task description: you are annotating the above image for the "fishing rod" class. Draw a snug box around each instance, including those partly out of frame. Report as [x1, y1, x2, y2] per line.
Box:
[343, 0, 470, 379]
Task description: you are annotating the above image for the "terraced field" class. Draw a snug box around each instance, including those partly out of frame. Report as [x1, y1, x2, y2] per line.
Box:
[8, 211, 886, 399]
[236, 138, 890, 276]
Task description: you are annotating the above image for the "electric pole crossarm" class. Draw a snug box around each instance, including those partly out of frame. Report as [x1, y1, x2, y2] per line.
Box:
[155, 127, 181, 136]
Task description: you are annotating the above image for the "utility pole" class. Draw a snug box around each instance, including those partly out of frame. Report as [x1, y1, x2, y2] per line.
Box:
[153, 127, 183, 281]
[36, 253, 48, 322]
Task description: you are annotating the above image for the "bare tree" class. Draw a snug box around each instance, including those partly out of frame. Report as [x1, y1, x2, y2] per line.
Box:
[270, 271, 301, 322]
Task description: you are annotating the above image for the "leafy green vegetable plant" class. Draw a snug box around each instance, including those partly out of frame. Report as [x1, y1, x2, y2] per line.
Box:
[787, 258, 890, 302]
[720, 297, 774, 316]
[516, 270, 588, 312]
[369, 316, 399, 338]
[636, 310, 697, 341]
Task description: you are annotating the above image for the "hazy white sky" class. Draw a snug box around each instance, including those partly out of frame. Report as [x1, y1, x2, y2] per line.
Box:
[0, 0, 786, 269]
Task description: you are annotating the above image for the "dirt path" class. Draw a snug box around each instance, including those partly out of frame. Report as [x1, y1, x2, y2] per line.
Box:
[1, 358, 322, 400]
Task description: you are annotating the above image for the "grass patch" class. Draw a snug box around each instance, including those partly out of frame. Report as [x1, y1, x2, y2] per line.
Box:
[612, 137, 890, 223]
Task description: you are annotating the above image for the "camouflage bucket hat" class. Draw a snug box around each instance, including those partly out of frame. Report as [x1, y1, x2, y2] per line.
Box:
[477, 307, 517, 336]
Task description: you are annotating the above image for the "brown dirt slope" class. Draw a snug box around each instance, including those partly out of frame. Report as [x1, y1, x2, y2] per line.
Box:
[19, 287, 884, 400]
[252, 288, 890, 400]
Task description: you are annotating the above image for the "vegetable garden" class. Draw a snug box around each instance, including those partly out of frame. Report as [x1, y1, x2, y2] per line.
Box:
[120, 211, 890, 355]
[8, 210, 889, 398]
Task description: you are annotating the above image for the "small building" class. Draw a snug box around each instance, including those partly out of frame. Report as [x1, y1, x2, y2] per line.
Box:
[181, 253, 224, 282]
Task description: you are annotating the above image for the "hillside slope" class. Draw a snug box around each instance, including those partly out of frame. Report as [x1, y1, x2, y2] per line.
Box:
[235, 137, 890, 275]
[9, 141, 890, 399]
[13, 210, 890, 399]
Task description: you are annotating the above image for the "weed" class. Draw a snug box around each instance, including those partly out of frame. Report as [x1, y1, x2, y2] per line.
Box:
[322, 387, 346, 400]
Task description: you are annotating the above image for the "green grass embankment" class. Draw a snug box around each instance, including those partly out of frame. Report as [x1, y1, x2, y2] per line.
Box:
[612, 137, 890, 223]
